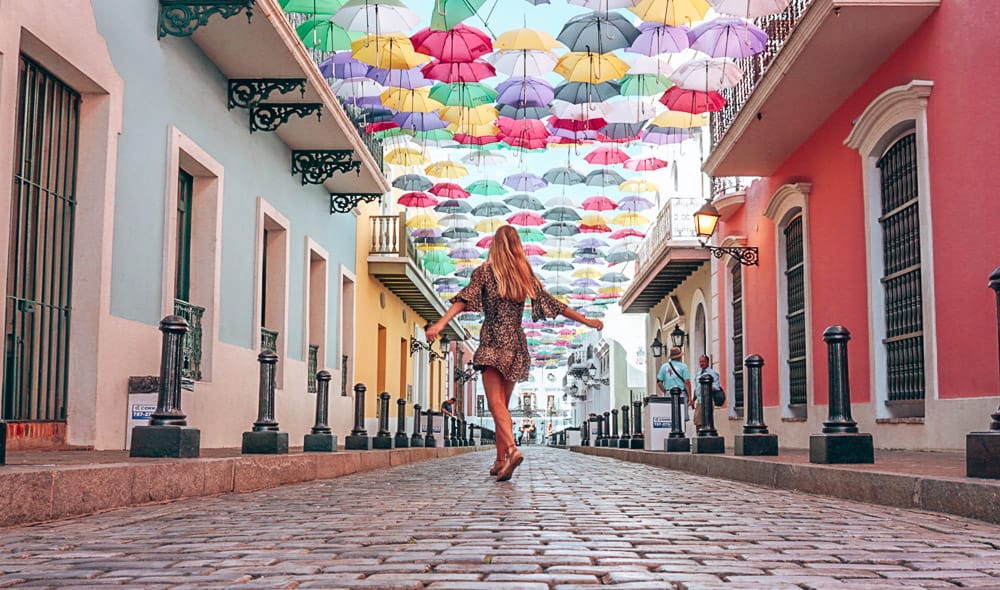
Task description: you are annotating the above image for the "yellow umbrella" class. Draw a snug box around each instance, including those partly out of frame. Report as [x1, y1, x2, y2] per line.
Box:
[351, 33, 431, 69]
[599, 286, 624, 295]
[611, 212, 651, 227]
[405, 213, 440, 229]
[572, 267, 603, 279]
[447, 121, 500, 137]
[494, 28, 562, 51]
[554, 294, 571, 304]
[451, 258, 481, 266]
[628, 0, 711, 26]
[547, 248, 573, 259]
[579, 213, 609, 227]
[474, 217, 508, 233]
[379, 87, 443, 113]
[651, 109, 710, 128]
[619, 178, 659, 193]
[385, 147, 427, 166]
[425, 160, 468, 178]
[416, 242, 448, 252]
[439, 104, 499, 126]
[554, 52, 629, 84]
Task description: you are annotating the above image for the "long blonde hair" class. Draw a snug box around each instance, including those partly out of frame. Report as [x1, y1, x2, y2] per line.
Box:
[487, 225, 539, 302]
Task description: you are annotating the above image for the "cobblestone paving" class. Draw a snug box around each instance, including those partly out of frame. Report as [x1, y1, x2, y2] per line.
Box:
[2, 447, 999, 589]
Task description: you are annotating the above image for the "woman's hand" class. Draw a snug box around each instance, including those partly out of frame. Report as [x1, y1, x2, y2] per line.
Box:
[425, 321, 445, 342]
[584, 317, 604, 330]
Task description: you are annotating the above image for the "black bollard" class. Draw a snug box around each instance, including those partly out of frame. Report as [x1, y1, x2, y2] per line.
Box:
[0, 420, 6, 465]
[466, 421, 475, 446]
[596, 412, 606, 446]
[395, 398, 410, 448]
[241, 349, 289, 454]
[442, 413, 451, 447]
[131, 316, 201, 457]
[968, 266, 1000, 478]
[373, 392, 394, 449]
[450, 414, 460, 447]
[735, 355, 778, 456]
[692, 373, 724, 454]
[809, 326, 873, 463]
[665, 387, 690, 452]
[410, 403, 424, 447]
[345, 383, 372, 450]
[424, 410, 438, 447]
[610, 408, 620, 444]
[580, 420, 588, 445]
[619, 404, 631, 449]
[630, 400, 644, 449]
[304, 371, 337, 452]
[602, 411, 612, 446]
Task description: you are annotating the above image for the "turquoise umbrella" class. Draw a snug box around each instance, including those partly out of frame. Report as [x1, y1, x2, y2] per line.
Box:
[465, 179, 508, 196]
[430, 0, 488, 31]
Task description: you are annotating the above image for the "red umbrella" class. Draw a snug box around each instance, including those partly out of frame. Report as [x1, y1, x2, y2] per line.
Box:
[523, 243, 547, 256]
[504, 135, 548, 150]
[582, 196, 618, 211]
[546, 135, 592, 146]
[584, 146, 629, 165]
[421, 60, 496, 83]
[366, 121, 399, 133]
[507, 211, 546, 226]
[410, 24, 493, 62]
[455, 133, 501, 145]
[498, 117, 549, 140]
[429, 182, 470, 199]
[624, 156, 669, 171]
[398, 191, 439, 208]
[550, 117, 608, 132]
[476, 235, 494, 248]
[658, 87, 726, 113]
[580, 222, 611, 233]
[610, 228, 645, 239]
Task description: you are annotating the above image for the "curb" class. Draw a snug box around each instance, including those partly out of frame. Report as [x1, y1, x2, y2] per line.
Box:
[571, 446, 1000, 525]
[0, 446, 491, 529]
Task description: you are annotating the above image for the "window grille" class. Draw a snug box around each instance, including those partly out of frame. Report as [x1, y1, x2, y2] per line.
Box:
[784, 216, 807, 405]
[730, 264, 744, 411]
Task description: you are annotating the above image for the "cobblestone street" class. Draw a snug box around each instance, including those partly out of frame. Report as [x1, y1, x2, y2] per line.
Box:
[2, 447, 999, 589]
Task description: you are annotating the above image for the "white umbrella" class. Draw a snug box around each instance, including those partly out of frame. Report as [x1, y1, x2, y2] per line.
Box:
[330, 77, 386, 98]
[709, 0, 791, 18]
[544, 196, 576, 208]
[603, 97, 664, 123]
[332, 0, 422, 34]
[567, 0, 641, 8]
[461, 151, 509, 167]
[485, 49, 559, 78]
[550, 100, 613, 120]
[670, 57, 744, 92]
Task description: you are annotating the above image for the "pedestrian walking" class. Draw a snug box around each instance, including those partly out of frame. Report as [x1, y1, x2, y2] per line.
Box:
[426, 225, 603, 481]
[657, 346, 692, 427]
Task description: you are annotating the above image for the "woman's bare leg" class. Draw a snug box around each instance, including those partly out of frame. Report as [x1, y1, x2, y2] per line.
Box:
[482, 367, 515, 461]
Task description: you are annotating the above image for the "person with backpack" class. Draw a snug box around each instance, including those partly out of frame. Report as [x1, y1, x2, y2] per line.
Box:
[656, 346, 691, 429]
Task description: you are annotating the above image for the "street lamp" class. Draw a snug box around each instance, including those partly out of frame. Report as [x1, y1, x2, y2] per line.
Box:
[693, 199, 759, 266]
[430, 334, 450, 361]
[454, 360, 476, 384]
[588, 366, 597, 379]
[650, 329, 664, 358]
[670, 325, 687, 348]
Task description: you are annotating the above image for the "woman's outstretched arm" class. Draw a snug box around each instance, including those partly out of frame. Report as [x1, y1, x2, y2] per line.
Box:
[425, 300, 466, 342]
[560, 305, 604, 331]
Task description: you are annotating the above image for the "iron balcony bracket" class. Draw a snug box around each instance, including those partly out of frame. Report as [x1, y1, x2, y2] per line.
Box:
[330, 193, 382, 214]
[703, 243, 760, 266]
[249, 103, 322, 133]
[291, 150, 360, 185]
[228, 78, 306, 110]
[158, 0, 255, 39]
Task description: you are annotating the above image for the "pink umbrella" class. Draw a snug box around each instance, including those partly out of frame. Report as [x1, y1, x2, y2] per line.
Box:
[410, 24, 493, 62]
[582, 196, 618, 211]
[507, 211, 546, 226]
[476, 235, 494, 248]
[398, 191, 439, 207]
[421, 59, 496, 83]
[610, 228, 645, 239]
[658, 87, 726, 114]
[429, 182, 470, 199]
[584, 146, 629, 165]
[523, 244, 547, 256]
[624, 156, 669, 171]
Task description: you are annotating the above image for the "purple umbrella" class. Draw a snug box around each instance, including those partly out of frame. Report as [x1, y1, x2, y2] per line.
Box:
[641, 125, 694, 145]
[340, 96, 383, 107]
[503, 172, 548, 192]
[449, 247, 482, 259]
[572, 256, 603, 265]
[547, 126, 598, 141]
[627, 23, 690, 56]
[411, 228, 443, 238]
[495, 77, 555, 108]
[617, 195, 656, 211]
[527, 255, 547, 267]
[576, 237, 609, 248]
[367, 66, 433, 89]
[321, 51, 370, 79]
[571, 278, 601, 288]
[688, 17, 768, 59]
[393, 111, 447, 131]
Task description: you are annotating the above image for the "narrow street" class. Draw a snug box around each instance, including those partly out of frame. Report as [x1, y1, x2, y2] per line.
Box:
[1, 448, 998, 589]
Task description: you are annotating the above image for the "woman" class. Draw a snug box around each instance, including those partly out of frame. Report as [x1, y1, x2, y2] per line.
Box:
[426, 225, 603, 482]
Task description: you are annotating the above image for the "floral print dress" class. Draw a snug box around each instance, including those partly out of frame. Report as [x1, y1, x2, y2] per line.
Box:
[453, 262, 566, 383]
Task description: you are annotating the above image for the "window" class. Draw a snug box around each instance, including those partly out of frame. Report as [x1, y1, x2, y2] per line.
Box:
[730, 264, 744, 412]
[256, 200, 289, 385]
[784, 216, 807, 407]
[305, 243, 328, 393]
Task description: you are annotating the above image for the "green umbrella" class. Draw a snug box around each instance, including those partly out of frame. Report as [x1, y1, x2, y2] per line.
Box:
[430, 0, 488, 31]
[374, 128, 407, 139]
[280, 0, 345, 13]
[428, 82, 498, 107]
[421, 251, 456, 275]
[465, 179, 507, 196]
[296, 16, 359, 51]
[407, 129, 454, 142]
[620, 74, 672, 97]
[517, 227, 546, 243]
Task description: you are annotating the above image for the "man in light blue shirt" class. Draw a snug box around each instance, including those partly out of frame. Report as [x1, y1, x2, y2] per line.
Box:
[656, 347, 691, 423]
[694, 355, 723, 429]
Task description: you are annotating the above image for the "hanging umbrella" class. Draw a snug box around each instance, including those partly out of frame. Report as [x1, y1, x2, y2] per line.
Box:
[628, 0, 711, 26]
[429, 182, 470, 199]
[572, 267, 603, 279]
[499, 120, 550, 150]
[709, 0, 791, 18]
[554, 52, 630, 84]
[410, 23, 493, 61]
[641, 125, 694, 145]
[333, 0, 422, 33]
[425, 160, 468, 178]
[553, 81, 621, 104]
[367, 65, 432, 88]
[439, 104, 498, 125]
[606, 245, 639, 263]
[550, 100, 612, 120]
[659, 87, 727, 113]
[624, 156, 668, 171]
[543, 207, 582, 222]
[582, 196, 618, 211]
[412, 229, 443, 241]
[435, 198, 472, 213]
[495, 77, 555, 108]
[505, 194, 545, 210]
[392, 173, 433, 191]
[330, 77, 385, 99]
[619, 178, 659, 192]
[427, 82, 497, 107]
[296, 17, 360, 52]
[603, 97, 663, 123]
[577, 237, 610, 248]
[465, 179, 508, 196]
[406, 213, 440, 229]
[280, 0, 344, 11]
[385, 147, 428, 165]
[421, 59, 497, 83]
[474, 217, 508, 232]
[689, 17, 768, 59]
[670, 58, 744, 92]
[523, 244, 547, 256]
[517, 227, 547, 242]
[571, 278, 601, 288]
[557, 11, 641, 53]
[584, 146, 629, 165]
[619, 73, 673, 96]
[392, 110, 448, 132]
[421, 250, 456, 274]
[497, 104, 551, 119]
[430, 0, 488, 31]
[398, 191, 439, 207]
[627, 22, 690, 56]
[507, 211, 546, 226]
[611, 211, 650, 226]
[543, 167, 586, 185]
[650, 109, 710, 128]
[503, 172, 548, 192]
[610, 228, 645, 240]
[585, 169, 627, 186]
[485, 49, 559, 78]
[439, 213, 473, 226]
[543, 222, 580, 237]
[494, 27, 563, 51]
[617, 195, 656, 211]
[597, 121, 644, 142]
[542, 260, 575, 272]
[549, 117, 607, 133]
[448, 247, 482, 259]
[321, 51, 369, 79]
[471, 201, 511, 216]
[380, 87, 444, 112]
[600, 271, 630, 282]
[351, 33, 430, 69]
[442, 226, 479, 239]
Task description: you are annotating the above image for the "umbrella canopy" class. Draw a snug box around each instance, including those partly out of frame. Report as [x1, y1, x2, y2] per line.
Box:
[508, 211, 546, 226]
[688, 17, 768, 59]
[543, 206, 582, 222]
[380, 87, 444, 112]
[629, 0, 712, 25]
[465, 179, 508, 196]
[624, 155, 668, 171]
[367, 65, 432, 88]
[427, 82, 497, 107]
[627, 22, 690, 56]
[503, 172, 548, 192]
[485, 49, 559, 78]
[619, 178, 659, 193]
[582, 196, 618, 211]
[333, 0, 422, 33]
[543, 222, 580, 237]
[659, 86, 727, 113]
[708, 0, 791, 17]
[421, 59, 496, 83]
[670, 58, 744, 92]
[557, 11, 640, 53]
[435, 198, 472, 213]
[495, 77, 555, 108]
[553, 81, 621, 104]
[430, 0, 488, 31]
[555, 52, 630, 84]
[505, 193, 545, 210]
[385, 147, 428, 165]
[543, 167, 586, 185]
[585, 168, 627, 186]
[494, 27, 563, 51]
[398, 191, 439, 207]
[351, 33, 431, 69]
[471, 201, 511, 216]
[619, 73, 673, 96]
[296, 16, 359, 52]
[583, 146, 629, 166]
[425, 160, 468, 178]
[429, 182, 470, 198]
[410, 23, 493, 61]
[392, 173, 433, 191]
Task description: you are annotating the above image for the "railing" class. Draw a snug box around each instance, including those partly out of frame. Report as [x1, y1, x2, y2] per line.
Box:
[341, 354, 349, 396]
[710, 176, 753, 199]
[635, 197, 701, 270]
[307, 344, 319, 393]
[261, 327, 279, 352]
[370, 214, 421, 269]
[173, 299, 205, 381]
[710, 0, 814, 148]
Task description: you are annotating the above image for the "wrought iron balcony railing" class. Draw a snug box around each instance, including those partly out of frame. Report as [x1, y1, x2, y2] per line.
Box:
[635, 197, 701, 270]
[710, 0, 813, 148]
[173, 299, 205, 381]
[261, 327, 279, 352]
[710, 176, 753, 199]
[307, 344, 319, 393]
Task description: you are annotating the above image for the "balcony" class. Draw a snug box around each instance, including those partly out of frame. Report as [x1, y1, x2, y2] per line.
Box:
[620, 197, 709, 313]
[705, 0, 939, 177]
[367, 213, 466, 340]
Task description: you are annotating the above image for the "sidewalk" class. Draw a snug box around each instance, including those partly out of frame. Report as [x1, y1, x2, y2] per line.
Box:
[575, 445, 1000, 525]
[0, 445, 488, 529]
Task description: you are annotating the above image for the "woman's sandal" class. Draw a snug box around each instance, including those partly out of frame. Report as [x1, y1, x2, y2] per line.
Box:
[495, 448, 523, 482]
[489, 459, 504, 476]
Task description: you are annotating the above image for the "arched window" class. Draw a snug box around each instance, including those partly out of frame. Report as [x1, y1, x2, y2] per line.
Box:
[784, 216, 808, 409]
[693, 302, 707, 358]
